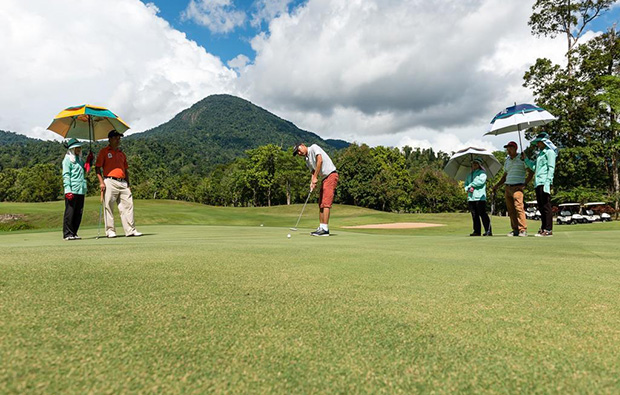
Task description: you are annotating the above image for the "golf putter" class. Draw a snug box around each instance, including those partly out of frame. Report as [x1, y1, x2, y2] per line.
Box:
[290, 190, 312, 231]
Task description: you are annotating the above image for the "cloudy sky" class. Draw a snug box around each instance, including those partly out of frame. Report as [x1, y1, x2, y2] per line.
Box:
[1, 0, 618, 153]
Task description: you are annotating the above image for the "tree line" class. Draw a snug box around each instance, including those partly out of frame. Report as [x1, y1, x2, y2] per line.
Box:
[0, 139, 616, 213]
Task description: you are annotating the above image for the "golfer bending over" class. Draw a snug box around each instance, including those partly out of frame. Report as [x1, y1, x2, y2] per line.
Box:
[95, 130, 142, 238]
[293, 143, 339, 236]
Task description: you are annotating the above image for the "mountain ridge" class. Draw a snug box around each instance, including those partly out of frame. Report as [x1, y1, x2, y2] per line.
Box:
[0, 95, 349, 174]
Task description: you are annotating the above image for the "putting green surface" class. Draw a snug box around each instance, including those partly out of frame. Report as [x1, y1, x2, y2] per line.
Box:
[1, 201, 620, 392]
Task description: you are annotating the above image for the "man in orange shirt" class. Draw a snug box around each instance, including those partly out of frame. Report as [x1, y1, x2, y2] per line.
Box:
[95, 130, 142, 238]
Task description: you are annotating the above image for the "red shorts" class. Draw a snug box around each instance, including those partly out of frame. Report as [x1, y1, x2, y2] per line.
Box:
[319, 172, 339, 209]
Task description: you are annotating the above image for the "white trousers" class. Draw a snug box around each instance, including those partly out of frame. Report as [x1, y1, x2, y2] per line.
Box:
[103, 178, 136, 236]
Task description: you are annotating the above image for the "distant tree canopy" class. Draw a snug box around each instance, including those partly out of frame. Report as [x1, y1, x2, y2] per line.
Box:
[0, 130, 470, 213]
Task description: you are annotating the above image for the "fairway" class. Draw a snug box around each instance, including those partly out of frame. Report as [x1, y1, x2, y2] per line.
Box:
[1, 202, 620, 392]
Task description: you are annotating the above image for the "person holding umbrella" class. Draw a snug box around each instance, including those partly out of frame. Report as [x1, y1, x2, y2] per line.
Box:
[492, 141, 532, 237]
[465, 157, 492, 236]
[62, 138, 87, 240]
[523, 132, 557, 237]
[95, 130, 142, 238]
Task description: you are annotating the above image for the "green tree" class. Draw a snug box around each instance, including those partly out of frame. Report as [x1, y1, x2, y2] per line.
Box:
[335, 144, 379, 208]
[244, 144, 281, 206]
[14, 164, 61, 202]
[529, 0, 614, 72]
[0, 168, 19, 201]
[371, 146, 412, 212]
[410, 168, 466, 213]
[525, 24, 620, 208]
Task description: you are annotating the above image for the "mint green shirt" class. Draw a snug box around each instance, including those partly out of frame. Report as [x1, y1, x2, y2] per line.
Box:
[503, 155, 527, 185]
[525, 147, 556, 193]
[62, 155, 87, 195]
[465, 169, 487, 201]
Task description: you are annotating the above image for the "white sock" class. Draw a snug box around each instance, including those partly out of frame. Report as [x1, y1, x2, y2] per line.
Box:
[320, 223, 328, 231]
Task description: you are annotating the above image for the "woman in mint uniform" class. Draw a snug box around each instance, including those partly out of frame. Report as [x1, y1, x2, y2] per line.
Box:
[524, 132, 557, 237]
[465, 157, 492, 236]
[62, 138, 87, 240]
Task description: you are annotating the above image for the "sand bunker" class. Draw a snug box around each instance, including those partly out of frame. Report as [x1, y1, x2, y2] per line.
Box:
[342, 222, 444, 229]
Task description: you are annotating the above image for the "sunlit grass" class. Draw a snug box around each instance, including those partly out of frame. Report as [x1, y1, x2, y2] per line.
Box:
[1, 203, 619, 392]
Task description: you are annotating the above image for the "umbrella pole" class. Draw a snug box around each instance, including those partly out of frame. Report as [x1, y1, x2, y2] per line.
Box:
[517, 125, 524, 153]
[89, 116, 93, 151]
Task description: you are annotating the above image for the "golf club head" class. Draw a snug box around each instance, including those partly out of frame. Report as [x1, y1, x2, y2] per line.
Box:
[290, 227, 298, 231]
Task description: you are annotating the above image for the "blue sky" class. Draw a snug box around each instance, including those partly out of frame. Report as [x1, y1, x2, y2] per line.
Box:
[142, 0, 308, 63]
[2, 0, 620, 152]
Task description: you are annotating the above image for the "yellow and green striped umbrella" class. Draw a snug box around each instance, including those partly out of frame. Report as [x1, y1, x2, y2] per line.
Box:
[47, 104, 130, 141]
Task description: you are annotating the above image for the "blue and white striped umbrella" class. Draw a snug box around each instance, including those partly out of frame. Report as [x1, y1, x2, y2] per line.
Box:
[485, 103, 556, 151]
[485, 103, 556, 136]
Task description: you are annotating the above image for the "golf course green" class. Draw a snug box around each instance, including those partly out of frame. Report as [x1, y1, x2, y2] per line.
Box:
[1, 199, 619, 392]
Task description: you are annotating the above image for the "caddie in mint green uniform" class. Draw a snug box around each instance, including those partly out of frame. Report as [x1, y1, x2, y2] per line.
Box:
[464, 157, 492, 236]
[524, 132, 557, 237]
[62, 138, 87, 240]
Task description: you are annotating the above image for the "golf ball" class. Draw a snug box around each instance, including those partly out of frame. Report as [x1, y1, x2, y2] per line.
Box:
[287, 234, 291, 238]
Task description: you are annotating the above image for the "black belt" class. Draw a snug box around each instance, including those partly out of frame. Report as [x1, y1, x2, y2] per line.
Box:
[105, 176, 126, 182]
[506, 183, 525, 186]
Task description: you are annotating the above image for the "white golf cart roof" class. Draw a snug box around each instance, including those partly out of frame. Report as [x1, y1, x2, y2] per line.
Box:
[526, 200, 538, 205]
[558, 203, 581, 207]
[584, 202, 606, 206]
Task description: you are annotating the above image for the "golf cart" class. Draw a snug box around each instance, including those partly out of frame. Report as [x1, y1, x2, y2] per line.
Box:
[557, 203, 585, 225]
[581, 203, 601, 222]
[583, 202, 613, 222]
[525, 201, 540, 221]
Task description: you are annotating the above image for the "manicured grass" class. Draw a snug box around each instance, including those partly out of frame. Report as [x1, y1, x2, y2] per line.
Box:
[2, 197, 619, 236]
[1, 202, 619, 392]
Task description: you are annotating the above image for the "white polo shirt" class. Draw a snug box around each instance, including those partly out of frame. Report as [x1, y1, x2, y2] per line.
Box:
[305, 144, 337, 178]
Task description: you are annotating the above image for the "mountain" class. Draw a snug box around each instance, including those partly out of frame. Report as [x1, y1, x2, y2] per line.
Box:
[125, 94, 348, 174]
[0, 130, 65, 170]
[0, 95, 349, 174]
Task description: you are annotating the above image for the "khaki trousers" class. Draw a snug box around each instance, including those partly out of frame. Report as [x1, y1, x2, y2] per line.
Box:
[505, 185, 527, 232]
[103, 178, 136, 236]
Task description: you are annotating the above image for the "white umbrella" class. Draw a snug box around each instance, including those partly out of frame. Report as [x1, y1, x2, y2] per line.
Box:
[485, 103, 556, 151]
[444, 147, 502, 181]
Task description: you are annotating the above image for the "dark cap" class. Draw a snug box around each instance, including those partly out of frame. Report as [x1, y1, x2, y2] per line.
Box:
[108, 130, 123, 138]
[504, 141, 518, 149]
[292, 143, 303, 157]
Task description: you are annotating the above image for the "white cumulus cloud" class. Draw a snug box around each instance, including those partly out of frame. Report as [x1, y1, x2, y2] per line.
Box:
[251, 0, 293, 27]
[0, 0, 237, 139]
[181, 0, 246, 34]
[236, 0, 576, 152]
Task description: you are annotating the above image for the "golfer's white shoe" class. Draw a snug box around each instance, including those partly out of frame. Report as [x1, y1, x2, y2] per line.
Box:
[107, 232, 117, 238]
[126, 231, 143, 237]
